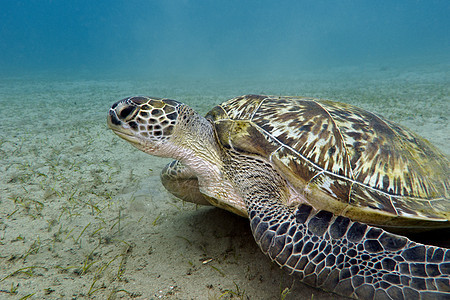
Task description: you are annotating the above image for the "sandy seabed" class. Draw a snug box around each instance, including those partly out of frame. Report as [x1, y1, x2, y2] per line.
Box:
[0, 64, 449, 299]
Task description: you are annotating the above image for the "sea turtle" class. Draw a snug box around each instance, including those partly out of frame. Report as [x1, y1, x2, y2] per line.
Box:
[107, 95, 450, 299]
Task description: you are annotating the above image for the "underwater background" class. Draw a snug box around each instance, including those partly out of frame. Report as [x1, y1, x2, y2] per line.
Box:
[1, 0, 449, 79]
[0, 1, 449, 299]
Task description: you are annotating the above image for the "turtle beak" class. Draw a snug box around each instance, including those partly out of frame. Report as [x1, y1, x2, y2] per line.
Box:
[107, 108, 122, 127]
[107, 99, 140, 144]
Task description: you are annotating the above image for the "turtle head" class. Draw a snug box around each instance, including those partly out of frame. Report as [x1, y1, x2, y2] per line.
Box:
[107, 96, 185, 156]
[107, 96, 218, 161]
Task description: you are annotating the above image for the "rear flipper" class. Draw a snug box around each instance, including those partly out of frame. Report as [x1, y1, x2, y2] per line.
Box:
[161, 160, 212, 206]
[248, 202, 450, 299]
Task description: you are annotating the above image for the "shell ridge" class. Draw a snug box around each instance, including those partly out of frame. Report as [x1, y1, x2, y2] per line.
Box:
[312, 99, 355, 181]
[250, 96, 269, 121]
[305, 170, 325, 188]
[219, 104, 231, 119]
[388, 194, 400, 216]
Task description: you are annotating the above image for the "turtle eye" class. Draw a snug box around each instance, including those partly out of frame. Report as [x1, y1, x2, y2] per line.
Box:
[119, 105, 136, 120]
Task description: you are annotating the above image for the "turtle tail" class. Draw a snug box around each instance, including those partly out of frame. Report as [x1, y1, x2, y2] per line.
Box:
[247, 200, 450, 299]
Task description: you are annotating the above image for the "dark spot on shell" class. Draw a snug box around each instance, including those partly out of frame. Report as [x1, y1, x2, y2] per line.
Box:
[340, 268, 351, 280]
[259, 230, 275, 253]
[328, 146, 336, 156]
[436, 278, 450, 291]
[296, 256, 309, 271]
[268, 235, 285, 258]
[347, 131, 363, 140]
[293, 231, 303, 243]
[300, 124, 313, 132]
[382, 175, 390, 191]
[350, 265, 359, 275]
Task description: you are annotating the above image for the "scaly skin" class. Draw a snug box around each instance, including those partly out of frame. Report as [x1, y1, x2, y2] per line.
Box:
[224, 152, 450, 299]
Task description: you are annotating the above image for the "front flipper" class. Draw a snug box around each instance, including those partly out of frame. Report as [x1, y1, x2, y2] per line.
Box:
[225, 154, 450, 299]
[161, 160, 212, 205]
[248, 201, 450, 299]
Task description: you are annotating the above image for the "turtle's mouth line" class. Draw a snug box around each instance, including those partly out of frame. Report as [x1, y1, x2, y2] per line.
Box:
[107, 112, 140, 144]
[110, 128, 141, 144]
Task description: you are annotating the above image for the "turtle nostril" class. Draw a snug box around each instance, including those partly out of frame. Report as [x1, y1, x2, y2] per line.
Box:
[118, 105, 137, 121]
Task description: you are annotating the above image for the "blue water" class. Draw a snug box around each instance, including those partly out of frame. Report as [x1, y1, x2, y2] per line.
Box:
[1, 0, 449, 79]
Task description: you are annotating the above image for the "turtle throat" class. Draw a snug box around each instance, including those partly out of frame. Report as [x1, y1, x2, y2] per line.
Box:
[163, 106, 223, 184]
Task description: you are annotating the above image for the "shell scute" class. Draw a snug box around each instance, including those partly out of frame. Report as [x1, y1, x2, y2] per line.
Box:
[349, 184, 397, 215]
[214, 95, 449, 225]
[272, 147, 319, 190]
[219, 94, 266, 120]
[251, 97, 353, 178]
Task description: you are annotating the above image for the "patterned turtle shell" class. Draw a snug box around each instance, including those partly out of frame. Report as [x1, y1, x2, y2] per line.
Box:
[206, 95, 450, 229]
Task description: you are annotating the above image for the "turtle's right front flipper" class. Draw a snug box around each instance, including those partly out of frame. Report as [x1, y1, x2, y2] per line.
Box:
[161, 160, 212, 206]
[247, 201, 450, 299]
